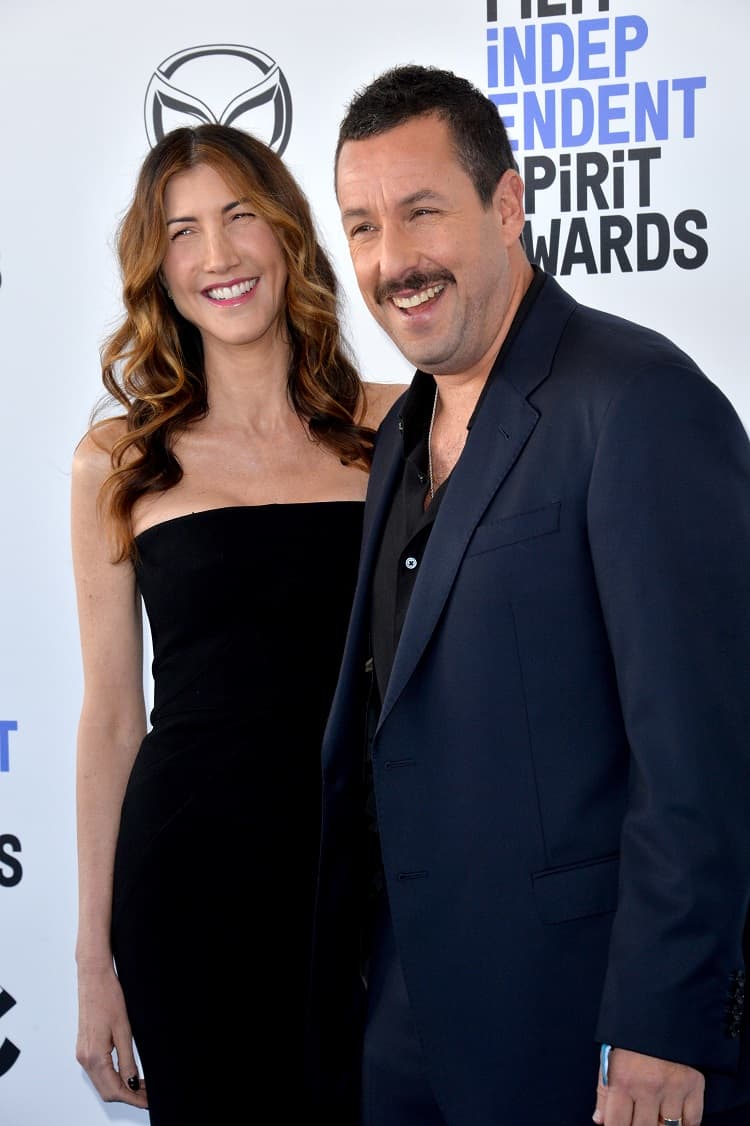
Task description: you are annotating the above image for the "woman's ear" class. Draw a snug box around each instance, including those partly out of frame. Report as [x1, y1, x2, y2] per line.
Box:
[157, 270, 173, 300]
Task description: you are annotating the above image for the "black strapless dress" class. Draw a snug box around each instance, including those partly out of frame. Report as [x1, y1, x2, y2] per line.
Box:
[110, 502, 364, 1124]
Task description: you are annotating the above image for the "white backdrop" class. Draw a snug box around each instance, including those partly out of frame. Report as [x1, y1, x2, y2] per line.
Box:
[1, 2, 748, 1123]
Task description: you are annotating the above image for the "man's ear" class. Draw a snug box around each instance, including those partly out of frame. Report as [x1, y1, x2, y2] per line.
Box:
[493, 169, 526, 244]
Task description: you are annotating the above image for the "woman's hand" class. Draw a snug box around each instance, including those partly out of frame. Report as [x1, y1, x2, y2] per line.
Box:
[76, 962, 149, 1109]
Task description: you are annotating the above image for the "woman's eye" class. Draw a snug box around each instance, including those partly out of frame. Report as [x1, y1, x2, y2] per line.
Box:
[231, 211, 255, 222]
[170, 227, 193, 241]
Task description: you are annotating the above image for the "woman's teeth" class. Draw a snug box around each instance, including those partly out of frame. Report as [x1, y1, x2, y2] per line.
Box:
[206, 279, 257, 300]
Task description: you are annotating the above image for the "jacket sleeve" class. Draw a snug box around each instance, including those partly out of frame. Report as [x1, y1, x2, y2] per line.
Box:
[587, 358, 750, 1073]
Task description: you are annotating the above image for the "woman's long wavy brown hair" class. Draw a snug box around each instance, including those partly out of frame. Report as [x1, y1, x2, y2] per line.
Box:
[95, 123, 374, 560]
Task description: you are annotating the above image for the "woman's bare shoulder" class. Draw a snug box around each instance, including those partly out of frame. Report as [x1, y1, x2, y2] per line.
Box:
[361, 380, 410, 429]
[72, 418, 127, 482]
[73, 423, 127, 466]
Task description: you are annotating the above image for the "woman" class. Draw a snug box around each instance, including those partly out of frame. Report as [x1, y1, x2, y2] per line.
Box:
[71, 123, 404, 1124]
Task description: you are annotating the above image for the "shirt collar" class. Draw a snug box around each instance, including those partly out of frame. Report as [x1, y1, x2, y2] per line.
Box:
[398, 265, 547, 457]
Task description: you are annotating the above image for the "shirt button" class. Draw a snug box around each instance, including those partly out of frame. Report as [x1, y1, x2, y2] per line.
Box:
[405, 556, 418, 570]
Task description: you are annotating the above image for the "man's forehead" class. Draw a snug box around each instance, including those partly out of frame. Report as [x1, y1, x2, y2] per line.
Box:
[336, 119, 460, 201]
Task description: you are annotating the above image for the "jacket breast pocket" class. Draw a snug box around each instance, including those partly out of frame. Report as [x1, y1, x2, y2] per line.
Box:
[532, 853, 619, 924]
[466, 501, 561, 558]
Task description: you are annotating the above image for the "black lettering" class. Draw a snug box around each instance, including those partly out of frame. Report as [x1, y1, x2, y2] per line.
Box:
[637, 212, 671, 270]
[522, 0, 609, 15]
[0, 835, 22, 888]
[560, 217, 598, 274]
[628, 147, 661, 207]
[523, 212, 707, 276]
[611, 150, 625, 209]
[523, 218, 561, 271]
[559, 153, 572, 212]
[600, 215, 634, 273]
[673, 209, 709, 270]
[523, 155, 557, 216]
[576, 151, 610, 211]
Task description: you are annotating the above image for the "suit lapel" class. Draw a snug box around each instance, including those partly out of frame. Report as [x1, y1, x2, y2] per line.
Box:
[377, 274, 577, 730]
[322, 405, 404, 750]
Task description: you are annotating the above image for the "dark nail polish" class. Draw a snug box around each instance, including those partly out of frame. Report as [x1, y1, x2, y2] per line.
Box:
[127, 1075, 140, 1092]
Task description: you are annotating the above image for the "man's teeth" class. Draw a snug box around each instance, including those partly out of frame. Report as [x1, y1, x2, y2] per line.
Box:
[206, 279, 257, 300]
[392, 284, 445, 310]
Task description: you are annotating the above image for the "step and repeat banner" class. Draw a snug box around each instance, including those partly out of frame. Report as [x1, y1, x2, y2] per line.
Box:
[1, 1, 748, 1123]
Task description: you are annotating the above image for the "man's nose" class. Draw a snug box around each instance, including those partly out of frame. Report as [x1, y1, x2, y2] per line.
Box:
[376, 222, 419, 286]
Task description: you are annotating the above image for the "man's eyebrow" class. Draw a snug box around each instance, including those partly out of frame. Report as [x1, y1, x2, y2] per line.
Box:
[341, 189, 443, 223]
[340, 206, 370, 222]
[401, 189, 442, 207]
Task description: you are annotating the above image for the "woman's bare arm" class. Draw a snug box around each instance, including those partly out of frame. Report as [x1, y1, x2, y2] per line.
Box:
[71, 423, 149, 1107]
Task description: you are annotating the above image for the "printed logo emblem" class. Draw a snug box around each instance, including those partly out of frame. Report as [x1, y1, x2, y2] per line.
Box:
[144, 44, 293, 153]
[0, 989, 20, 1077]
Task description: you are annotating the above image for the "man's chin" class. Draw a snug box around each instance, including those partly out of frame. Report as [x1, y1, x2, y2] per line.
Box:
[393, 346, 455, 375]
[379, 325, 453, 373]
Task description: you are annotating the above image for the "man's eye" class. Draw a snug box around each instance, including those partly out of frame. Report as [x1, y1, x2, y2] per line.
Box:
[351, 223, 375, 237]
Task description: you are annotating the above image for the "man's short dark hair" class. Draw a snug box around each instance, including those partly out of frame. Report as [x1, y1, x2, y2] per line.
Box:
[335, 64, 518, 206]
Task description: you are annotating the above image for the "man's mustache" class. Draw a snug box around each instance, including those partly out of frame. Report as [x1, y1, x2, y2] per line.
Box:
[375, 270, 455, 305]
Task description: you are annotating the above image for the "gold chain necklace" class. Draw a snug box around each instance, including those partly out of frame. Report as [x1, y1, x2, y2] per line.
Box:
[427, 385, 439, 500]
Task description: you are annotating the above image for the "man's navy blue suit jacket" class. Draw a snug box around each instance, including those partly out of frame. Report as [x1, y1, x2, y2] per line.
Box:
[309, 272, 750, 1124]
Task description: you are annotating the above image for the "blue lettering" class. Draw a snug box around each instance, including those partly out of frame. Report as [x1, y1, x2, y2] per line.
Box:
[500, 14, 649, 87]
[598, 83, 629, 144]
[502, 25, 536, 86]
[541, 23, 575, 82]
[487, 28, 499, 88]
[615, 16, 648, 78]
[634, 80, 669, 142]
[0, 722, 18, 773]
[672, 76, 706, 138]
[524, 89, 557, 150]
[490, 92, 520, 150]
[489, 14, 705, 152]
[561, 88, 594, 146]
[579, 18, 610, 80]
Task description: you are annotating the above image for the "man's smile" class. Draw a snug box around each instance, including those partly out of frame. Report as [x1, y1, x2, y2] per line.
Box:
[391, 283, 446, 311]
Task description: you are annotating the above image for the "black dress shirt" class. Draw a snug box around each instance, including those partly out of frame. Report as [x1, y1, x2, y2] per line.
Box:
[370, 266, 546, 702]
[364, 268, 545, 904]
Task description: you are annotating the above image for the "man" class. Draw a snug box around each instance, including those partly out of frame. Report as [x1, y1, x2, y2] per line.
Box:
[309, 65, 750, 1126]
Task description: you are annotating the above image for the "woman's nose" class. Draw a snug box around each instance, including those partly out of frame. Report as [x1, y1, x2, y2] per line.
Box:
[203, 227, 241, 273]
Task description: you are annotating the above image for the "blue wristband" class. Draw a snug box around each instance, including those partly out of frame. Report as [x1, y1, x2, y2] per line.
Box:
[600, 1043, 612, 1086]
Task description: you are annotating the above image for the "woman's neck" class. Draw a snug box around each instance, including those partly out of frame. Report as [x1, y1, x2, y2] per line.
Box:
[202, 333, 296, 433]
